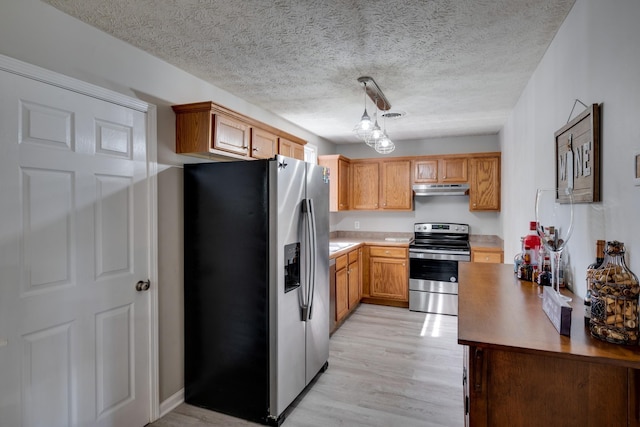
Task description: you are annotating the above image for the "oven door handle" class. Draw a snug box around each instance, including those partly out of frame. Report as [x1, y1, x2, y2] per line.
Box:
[409, 250, 470, 262]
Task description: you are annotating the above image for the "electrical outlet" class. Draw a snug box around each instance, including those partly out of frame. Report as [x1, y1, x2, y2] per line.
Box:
[354, 221, 360, 230]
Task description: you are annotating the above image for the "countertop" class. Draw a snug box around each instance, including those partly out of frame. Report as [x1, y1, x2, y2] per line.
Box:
[469, 234, 503, 250]
[458, 262, 640, 369]
[329, 231, 413, 259]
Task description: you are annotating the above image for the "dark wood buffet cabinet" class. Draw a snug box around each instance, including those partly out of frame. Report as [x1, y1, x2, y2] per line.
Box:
[459, 262, 640, 427]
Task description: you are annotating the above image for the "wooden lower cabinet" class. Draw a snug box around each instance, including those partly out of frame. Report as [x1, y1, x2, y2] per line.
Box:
[347, 248, 361, 308]
[363, 246, 409, 307]
[464, 345, 640, 426]
[470, 247, 503, 263]
[335, 254, 349, 323]
[333, 247, 361, 332]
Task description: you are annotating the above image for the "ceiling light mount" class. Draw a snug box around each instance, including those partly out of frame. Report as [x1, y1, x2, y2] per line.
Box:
[357, 76, 391, 111]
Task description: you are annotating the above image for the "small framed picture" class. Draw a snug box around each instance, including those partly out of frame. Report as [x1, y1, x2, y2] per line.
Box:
[635, 152, 640, 186]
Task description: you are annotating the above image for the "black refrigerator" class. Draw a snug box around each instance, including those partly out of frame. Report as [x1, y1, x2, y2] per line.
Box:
[183, 155, 330, 426]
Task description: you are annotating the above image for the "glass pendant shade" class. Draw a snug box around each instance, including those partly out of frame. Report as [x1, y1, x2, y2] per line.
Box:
[353, 82, 373, 141]
[353, 109, 372, 140]
[365, 117, 383, 147]
[375, 132, 395, 154]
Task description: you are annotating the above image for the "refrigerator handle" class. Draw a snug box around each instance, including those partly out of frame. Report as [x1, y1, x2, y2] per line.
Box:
[307, 198, 317, 320]
[301, 198, 317, 321]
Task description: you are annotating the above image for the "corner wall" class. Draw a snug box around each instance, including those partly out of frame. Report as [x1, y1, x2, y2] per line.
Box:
[501, 0, 640, 297]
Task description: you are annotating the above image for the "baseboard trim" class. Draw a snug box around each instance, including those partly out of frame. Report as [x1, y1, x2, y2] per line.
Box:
[159, 388, 184, 418]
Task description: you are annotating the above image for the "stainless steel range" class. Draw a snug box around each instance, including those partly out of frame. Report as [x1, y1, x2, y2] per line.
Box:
[409, 222, 471, 315]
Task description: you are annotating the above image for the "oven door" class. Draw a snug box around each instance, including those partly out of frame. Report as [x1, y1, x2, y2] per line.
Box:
[409, 249, 468, 315]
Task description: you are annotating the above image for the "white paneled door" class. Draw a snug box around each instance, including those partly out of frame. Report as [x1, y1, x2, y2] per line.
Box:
[0, 67, 151, 426]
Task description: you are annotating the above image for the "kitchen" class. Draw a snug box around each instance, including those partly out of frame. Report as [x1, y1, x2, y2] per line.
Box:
[1, 0, 640, 426]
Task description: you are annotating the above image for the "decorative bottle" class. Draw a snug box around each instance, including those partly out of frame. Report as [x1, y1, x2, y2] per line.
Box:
[584, 240, 605, 326]
[523, 221, 542, 267]
[589, 241, 639, 345]
[513, 237, 525, 275]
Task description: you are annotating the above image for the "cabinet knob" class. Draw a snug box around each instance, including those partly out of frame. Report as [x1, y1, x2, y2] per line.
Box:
[253, 147, 259, 151]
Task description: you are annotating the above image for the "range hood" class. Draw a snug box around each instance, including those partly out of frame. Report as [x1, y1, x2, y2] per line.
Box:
[412, 183, 470, 196]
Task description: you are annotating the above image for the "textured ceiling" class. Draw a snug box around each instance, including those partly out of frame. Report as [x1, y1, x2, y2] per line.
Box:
[43, 0, 575, 144]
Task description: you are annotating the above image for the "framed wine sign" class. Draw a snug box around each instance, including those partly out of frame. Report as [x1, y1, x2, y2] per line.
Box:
[554, 103, 601, 203]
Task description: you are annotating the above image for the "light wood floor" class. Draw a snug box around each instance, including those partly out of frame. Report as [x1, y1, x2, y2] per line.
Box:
[150, 304, 463, 427]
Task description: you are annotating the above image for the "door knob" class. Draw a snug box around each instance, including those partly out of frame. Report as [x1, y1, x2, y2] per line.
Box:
[136, 279, 151, 292]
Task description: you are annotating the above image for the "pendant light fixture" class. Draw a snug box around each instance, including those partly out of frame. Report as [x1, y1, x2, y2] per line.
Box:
[353, 76, 395, 154]
[375, 112, 395, 154]
[353, 82, 372, 140]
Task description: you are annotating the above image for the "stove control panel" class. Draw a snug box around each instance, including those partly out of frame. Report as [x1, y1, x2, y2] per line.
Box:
[414, 223, 469, 234]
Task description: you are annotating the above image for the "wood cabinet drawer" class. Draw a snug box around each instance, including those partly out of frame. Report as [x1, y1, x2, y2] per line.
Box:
[335, 254, 348, 270]
[348, 248, 359, 264]
[368, 246, 407, 259]
[471, 248, 503, 263]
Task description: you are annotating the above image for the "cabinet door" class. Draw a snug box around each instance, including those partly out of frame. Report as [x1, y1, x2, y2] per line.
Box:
[414, 157, 468, 183]
[414, 159, 439, 183]
[213, 114, 250, 156]
[291, 142, 305, 160]
[469, 156, 500, 211]
[440, 157, 468, 183]
[369, 257, 408, 301]
[251, 128, 277, 159]
[318, 155, 350, 211]
[279, 137, 305, 160]
[351, 161, 380, 210]
[347, 251, 360, 308]
[335, 266, 349, 322]
[337, 159, 350, 210]
[380, 160, 412, 210]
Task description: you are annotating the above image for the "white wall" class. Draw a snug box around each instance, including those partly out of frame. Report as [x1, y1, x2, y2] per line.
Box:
[501, 0, 640, 298]
[0, 0, 334, 403]
[334, 135, 502, 236]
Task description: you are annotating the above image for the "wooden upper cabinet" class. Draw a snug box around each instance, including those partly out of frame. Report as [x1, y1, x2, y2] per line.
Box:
[440, 157, 468, 182]
[350, 159, 412, 211]
[350, 161, 380, 210]
[414, 156, 467, 183]
[318, 155, 350, 211]
[172, 101, 306, 160]
[380, 160, 412, 210]
[413, 159, 438, 183]
[250, 128, 277, 159]
[469, 154, 501, 211]
[279, 137, 305, 160]
[214, 114, 250, 156]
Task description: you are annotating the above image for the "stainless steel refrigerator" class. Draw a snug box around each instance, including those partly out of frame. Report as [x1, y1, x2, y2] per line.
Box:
[183, 155, 330, 426]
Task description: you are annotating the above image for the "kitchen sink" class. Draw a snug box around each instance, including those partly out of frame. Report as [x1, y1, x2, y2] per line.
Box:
[329, 242, 357, 253]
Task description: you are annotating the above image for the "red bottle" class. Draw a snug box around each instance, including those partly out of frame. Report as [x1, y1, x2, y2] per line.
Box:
[523, 221, 541, 267]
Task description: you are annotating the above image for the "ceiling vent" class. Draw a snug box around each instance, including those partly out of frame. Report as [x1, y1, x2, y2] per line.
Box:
[381, 111, 405, 120]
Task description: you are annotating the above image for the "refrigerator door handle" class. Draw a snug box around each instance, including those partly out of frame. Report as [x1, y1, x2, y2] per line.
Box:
[301, 198, 317, 321]
[307, 198, 317, 320]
